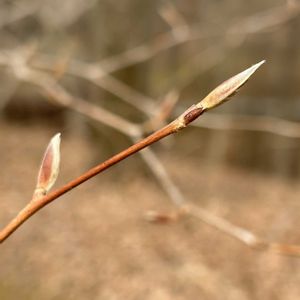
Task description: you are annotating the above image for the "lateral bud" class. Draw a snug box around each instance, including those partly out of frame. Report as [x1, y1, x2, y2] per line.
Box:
[183, 105, 204, 124]
[33, 133, 61, 200]
[175, 105, 204, 130]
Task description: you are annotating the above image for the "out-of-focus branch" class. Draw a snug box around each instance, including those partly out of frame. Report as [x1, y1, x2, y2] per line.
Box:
[230, 1, 300, 35]
[167, 44, 228, 92]
[2, 1, 288, 130]
[33, 47, 224, 120]
[166, 3, 300, 91]
[91, 25, 200, 75]
[33, 50, 300, 142]
[158, 0, 190, 41]
[94, 3, 300, 75]
[188, 203, 300, 256]
[0, 2, 40, 30]
[32, 54, 157, 117]
[96, 3, 299, 75]
[193, 113, 300, 139]
[0, 51, 141, 137]
[29, 2, 300, 121]
[142, 89, 180, 133]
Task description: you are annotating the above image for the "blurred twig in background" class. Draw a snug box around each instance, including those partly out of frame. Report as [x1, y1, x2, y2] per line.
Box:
[18, 2, 298, 133]
[194, 113, 300, 139]
[0, 1, 40, 30]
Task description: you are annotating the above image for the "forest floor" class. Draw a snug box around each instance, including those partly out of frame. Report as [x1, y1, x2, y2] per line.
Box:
[1, 117, 300, 300]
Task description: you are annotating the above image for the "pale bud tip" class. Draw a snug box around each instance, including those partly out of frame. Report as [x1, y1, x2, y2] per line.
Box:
[52, 132, 61, 143]
[251, 60, 266, 71]
[33, 132, 62, 199]
[198, 60, 266, 111]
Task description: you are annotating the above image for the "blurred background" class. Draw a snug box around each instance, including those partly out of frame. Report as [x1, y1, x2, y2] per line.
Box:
[1, 0, 300, 299]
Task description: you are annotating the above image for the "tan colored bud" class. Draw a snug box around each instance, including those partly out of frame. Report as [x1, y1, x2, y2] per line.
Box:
[198, 60, 265, 111]
[34, 133, 61, 199]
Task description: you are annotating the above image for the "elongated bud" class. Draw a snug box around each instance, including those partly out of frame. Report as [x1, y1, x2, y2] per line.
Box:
[176, 61, 265, 130]
[33, 133, 61, 200]
[198, 60, 265, 111]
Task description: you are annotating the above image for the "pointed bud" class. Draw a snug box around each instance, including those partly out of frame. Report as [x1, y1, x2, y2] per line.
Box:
[33, 133, 61, 199]
[175, 61, 265, 130]
[198, 60, 265, 111]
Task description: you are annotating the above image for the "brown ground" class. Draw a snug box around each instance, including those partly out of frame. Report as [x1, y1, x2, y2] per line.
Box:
[1, 118, 300, 300]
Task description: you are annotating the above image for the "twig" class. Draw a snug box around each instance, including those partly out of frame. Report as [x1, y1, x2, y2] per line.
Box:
[0, 106, 193, 243]
[32, 54, 157, 116]
[3, 53, 300, 256]
[0, 60, 264, 243]
[3, 52, 300, 257]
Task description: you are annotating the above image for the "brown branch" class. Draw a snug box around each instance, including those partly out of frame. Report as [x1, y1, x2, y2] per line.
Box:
[0, 3, 297, 256]
[0, 122, 180, 243]
[0, 102, 204, 243]
[2, 50, 300, 256]
[0, 49, 184, 211]
[2, 54, 300, 256]
[0, 60, 263, 243]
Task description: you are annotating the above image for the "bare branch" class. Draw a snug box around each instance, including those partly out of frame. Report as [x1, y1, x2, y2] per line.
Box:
[1, 50, 300, 256]
[0, 61, 262, 243]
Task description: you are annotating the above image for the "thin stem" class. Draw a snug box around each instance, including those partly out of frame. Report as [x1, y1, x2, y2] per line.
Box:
[0, 121, 181, 243]
[0, 60, 263, 243]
